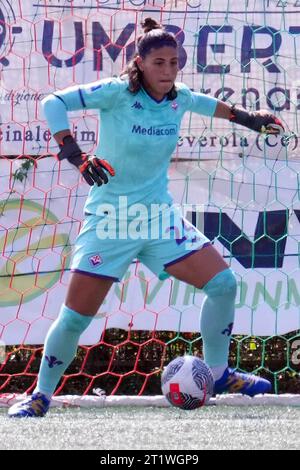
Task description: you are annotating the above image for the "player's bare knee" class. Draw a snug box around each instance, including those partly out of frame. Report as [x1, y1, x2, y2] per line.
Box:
[65, 273, 113, 315]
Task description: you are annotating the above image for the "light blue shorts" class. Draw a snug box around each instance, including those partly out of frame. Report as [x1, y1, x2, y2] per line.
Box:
[71, 206, 210, 282]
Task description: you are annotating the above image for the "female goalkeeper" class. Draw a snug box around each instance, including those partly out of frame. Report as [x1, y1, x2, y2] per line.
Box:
[9, 18, 284, 417]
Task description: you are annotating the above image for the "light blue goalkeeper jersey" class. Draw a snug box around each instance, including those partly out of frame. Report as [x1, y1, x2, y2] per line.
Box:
[42, 77, 218, 216]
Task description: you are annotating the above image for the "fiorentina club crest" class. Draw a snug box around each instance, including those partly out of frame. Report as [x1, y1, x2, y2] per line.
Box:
[89, 253, 103, 267]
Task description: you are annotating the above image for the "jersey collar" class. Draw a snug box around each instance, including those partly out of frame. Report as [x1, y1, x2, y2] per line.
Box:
[141, 86, 168, 105]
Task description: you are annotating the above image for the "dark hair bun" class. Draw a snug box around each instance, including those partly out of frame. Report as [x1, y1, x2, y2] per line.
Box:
[141, 17, 162, 33]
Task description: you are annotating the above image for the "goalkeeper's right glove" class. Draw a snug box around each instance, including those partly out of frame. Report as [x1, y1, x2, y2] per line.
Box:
[57, 135, 115, 186]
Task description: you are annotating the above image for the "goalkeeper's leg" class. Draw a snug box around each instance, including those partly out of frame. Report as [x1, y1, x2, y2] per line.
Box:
[166, 245, 271, 396]
[8, 272, 114, 418]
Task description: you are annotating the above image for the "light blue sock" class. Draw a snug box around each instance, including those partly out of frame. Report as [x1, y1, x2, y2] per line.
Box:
[34, 304, 93, 398]
[200, 269, 237, 370]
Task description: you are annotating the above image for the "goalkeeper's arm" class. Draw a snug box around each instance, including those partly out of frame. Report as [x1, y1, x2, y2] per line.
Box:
[213, 101, 284, 135]
[42, 93, 115, 187]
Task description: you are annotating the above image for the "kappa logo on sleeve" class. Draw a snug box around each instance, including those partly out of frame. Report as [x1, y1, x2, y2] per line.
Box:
[87, 81, 113, 93]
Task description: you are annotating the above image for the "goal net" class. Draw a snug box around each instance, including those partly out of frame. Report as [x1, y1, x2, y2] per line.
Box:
[0, 0, 299, 406]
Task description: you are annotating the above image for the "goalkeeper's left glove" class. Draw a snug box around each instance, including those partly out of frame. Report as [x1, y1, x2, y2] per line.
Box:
[230, 106, 284, 135]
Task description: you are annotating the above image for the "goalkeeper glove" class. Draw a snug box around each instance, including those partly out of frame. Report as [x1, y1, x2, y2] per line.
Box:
[57, 135, 115, 186]
[230, 106, 284, 135]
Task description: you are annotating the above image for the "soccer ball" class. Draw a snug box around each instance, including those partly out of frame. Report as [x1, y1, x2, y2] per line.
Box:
[161, 355, 215, 410]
